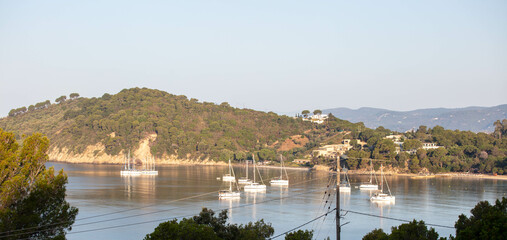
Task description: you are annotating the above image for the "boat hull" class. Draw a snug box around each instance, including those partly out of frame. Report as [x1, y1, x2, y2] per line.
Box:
[222, 175, 235, 182]
[370, 193, 395, 202]
[270, 179, 289, 185]
[238, 179, 253, 184]
[219, 191, 240, 199]
[359, 184, 378, 190]
[244, 184, 267, 192]
[121, 170, 142, 176]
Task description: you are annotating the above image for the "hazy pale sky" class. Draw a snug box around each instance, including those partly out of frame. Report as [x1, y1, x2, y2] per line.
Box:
[1, 0, 506, 117]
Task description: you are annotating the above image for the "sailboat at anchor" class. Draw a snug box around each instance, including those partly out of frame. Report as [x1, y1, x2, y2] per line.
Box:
[270, 155, 289, 186]
[219, 159, 241, 199]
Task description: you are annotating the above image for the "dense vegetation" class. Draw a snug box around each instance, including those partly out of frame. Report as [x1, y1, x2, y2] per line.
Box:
[0, 129, 78, 239]
[343, 122, 507, 175]
[362, 197, 507, 240]
[1, 87, 505, 174]
[145, 208, 316, 240]
[1, 88, 321, 162]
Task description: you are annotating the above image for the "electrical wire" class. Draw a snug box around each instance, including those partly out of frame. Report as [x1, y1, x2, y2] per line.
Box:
[340, 209, 454, 229]
[0, 190, 218, 237]
[4, 174, 330, 239]
[270, 208, 337, 239]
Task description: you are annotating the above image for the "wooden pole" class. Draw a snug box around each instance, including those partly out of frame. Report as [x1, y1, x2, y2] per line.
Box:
[336, 159, 340, 240]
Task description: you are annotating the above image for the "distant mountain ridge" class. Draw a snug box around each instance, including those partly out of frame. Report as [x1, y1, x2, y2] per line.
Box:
[324, 105, 507, 133]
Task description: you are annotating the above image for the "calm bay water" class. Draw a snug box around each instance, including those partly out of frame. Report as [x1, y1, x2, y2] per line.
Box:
[48, 162, 507, 240]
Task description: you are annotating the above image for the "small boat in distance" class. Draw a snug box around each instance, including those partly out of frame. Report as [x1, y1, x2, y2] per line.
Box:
[339, 166, 351, 192]
[219, 159, 241, 199]
[359, 159, 378, 190]
[238, 159, 253, 185]
[244, 155, 267, 192]
[142, 156, 158, 175]
[121, 151, 142, 176]
[371, 164, 395, 202]
[222, 159, 236, 182]
[270, 155, 289, 186]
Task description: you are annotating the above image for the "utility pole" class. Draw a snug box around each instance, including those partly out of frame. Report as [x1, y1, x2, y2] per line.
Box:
[336, 159, 340, 240]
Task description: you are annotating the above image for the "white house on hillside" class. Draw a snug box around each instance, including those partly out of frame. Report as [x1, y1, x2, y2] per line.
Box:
[302, 114, 329, 124]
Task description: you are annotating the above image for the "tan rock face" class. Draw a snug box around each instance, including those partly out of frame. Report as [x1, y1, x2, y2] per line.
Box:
[47, 133, 226, 166]
[48, 143, 124, 164]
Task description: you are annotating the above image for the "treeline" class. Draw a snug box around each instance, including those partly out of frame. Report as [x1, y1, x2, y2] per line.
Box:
[1, 87, 505, 175]
[7, 93, 80, 117]
[12, 88, 315, 162]
[343, 122, 507, 175]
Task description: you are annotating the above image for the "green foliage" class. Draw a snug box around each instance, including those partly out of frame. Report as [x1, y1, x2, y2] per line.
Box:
[1, 88, 505, 175]
[363, 198, 507, 240]
[55, 95, 67, 104]
[453, 197, 507, 240]
[284, 229, 313, 240]
[363, 220, 441, 240]
[362, 228, 388, 240]
[0, 129, 78, 239]
[0, 88, 312, 162]
[69, 93, 80, 99]
[145, 208, 274, 240]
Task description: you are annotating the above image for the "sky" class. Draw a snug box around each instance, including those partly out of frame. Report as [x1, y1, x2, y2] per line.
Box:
[1, 0, 506, 117]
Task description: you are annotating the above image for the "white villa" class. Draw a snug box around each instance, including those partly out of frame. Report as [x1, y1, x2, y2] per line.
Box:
[313, 139, 353, 158]
[302, 114, 329, 124]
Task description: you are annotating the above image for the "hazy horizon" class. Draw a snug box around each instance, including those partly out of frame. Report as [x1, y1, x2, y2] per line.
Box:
[1, 1, 506, 117]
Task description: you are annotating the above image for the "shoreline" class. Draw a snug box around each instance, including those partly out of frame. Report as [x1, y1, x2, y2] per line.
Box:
[48, 160, 507, 180]
[345, 171, 507, 181]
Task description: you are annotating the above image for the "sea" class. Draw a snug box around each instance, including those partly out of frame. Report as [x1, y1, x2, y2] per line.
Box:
[45, 163, 506, 240]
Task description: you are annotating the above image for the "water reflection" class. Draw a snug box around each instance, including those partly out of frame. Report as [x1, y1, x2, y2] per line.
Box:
[122, 175, 157, 199]
[46, 162, 506, 240]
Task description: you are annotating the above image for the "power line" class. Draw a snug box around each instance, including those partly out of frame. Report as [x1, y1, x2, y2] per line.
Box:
[270, 208, 337, 239]
[0, 190, 218, 237]
[341, 209, 454, 229]
[0, 169, 307, 237]
[3, 175, 330, 239]
[14, 183, 329, 240]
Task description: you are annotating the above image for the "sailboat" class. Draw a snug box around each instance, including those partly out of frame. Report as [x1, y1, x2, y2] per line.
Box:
[222, 159, 236, 182]
[219, 159, 241, 199]
[371, 164, 395, 202]
[270, 155, 289, 186]
[238, 159, 253, 185]
[339, 166, 351, 192]
[142, 156, 158, 175]
[244, 155, 267, 192]
[120, 150, 142, 176]
[359, 159, 378, 190]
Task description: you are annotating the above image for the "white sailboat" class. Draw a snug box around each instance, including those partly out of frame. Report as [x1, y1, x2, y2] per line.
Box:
[142, 156, 158, 175]
[120, 151, 142, 176]
[339, 166, 351, 192]
[270, 155, 289, 186]
[371, 164, 395, 202]
[244, 155, 267, 192]
[222, 159, 236, 182]
[359, 159, 378, 190]
[238, 159, 253, 185]
[219, 159, 241, 199]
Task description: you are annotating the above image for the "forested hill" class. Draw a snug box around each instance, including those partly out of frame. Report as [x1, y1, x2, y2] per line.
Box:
[324, 105, 507, 133]
[0, 88, 323, 162]
[1, 88, 506, 175]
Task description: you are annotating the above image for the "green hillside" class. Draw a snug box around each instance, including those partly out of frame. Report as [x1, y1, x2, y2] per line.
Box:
[1, 87, 505, 175]
[0, 88, 342, 162]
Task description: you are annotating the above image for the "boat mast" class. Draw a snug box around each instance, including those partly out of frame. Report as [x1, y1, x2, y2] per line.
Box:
[229, 159, 232, 192]
[380, 164, 384, 193]
[280, 155, 283, 179]
[246, 159, 249, 179]
[253, 155, 256, 183]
